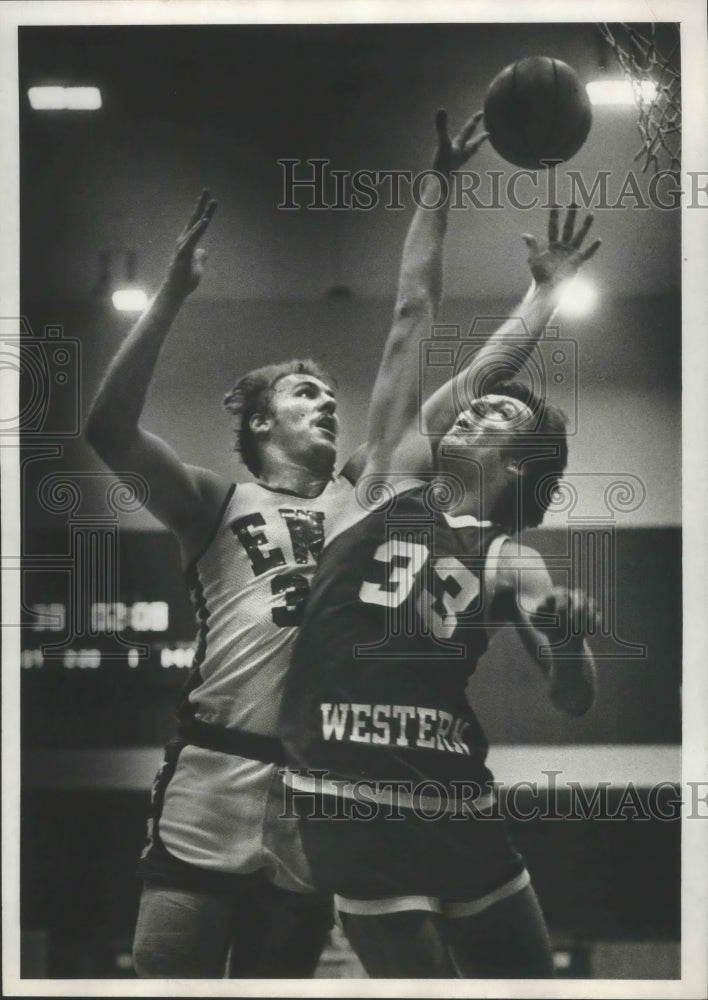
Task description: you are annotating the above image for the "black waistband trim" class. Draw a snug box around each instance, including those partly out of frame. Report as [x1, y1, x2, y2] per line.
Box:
[177, 718, 286, 766]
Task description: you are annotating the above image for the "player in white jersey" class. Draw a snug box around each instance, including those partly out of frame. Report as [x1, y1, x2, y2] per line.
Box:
[86, 110, 594, 978]
[86, 191, 352, 977]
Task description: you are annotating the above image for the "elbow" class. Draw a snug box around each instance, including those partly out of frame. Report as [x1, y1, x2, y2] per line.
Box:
[84, 410, 104, 451]
[554, 691, 595, 718]
[550, 677, 597, 718]
[393, 292, 435, 324]
[85, 407, 113, 454]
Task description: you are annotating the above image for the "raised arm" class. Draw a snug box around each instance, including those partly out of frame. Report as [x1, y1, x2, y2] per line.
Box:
[360, 110, 487, 479]
[85, 191, 226, 559]
[422, 206, 602, 437]
[494, 541, 597, 717]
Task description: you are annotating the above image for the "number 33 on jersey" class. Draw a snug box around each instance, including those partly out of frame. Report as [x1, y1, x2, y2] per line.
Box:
[359, 537, 482, 641]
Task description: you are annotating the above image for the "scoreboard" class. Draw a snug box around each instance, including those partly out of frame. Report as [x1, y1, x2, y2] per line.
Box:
[23, 601, 188, 669]
[20, 525, 682, 748]
[21, 531, 197, 748]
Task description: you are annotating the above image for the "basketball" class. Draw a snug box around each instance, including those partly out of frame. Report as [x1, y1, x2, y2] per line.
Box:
[483, 56, 592, 169]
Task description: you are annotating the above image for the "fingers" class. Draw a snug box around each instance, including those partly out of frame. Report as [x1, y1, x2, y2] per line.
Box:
[184, 188, 210, 234]
[183, 198, 217, 249]
[529, 593, 557, 632]
[571, 211, 594, 248]
[579, 238, 602, 262]
[568, 588, 594, 633]
[455, 108, 484, 147]
[435, 108, 449, 145]
[536, 586, 598, 635]
[521, 233, 539, 254]
[561, 205, 577, 243]
[547, 206, 560, 243]
[539, 206, 600, 260]
[535, 595, 557, 616]
[462, 130, 489, 157]
[563, 209, 601, 261]
[435, 109, 487, 170]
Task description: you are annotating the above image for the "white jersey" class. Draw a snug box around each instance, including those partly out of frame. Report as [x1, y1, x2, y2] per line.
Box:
[182, 477, 353, 736]
[150, 475, 353, 883]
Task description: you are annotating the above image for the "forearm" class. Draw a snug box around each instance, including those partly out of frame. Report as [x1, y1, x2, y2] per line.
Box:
[463, 275, 563, 386]
[423, 277, 561, 435]
[364, 175, 451, 459]
[395, 174, 450, 317]
[86, 283, 184, 449]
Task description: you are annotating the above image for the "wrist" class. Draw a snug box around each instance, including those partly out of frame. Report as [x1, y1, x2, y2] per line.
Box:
[420, 171, 452, 211]
[157, 277, 189, 309]
[556, 635, 587, 656]
[526, 278, 563, 315]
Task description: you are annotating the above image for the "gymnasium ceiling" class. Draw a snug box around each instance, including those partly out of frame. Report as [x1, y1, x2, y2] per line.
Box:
[18, 19, 687, 305]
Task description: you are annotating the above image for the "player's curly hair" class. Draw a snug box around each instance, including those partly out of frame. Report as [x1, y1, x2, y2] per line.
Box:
[486, 379, 569, 531]
[223, 359, 334, 476]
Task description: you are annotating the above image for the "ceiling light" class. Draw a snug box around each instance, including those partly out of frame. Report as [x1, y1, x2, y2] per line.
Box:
[112, 289, 149, 313]
[28, 86, 102, 110]
[557, 276, 598, 317]
[64, 87, 102, 110]
[586, 80, 657, 106]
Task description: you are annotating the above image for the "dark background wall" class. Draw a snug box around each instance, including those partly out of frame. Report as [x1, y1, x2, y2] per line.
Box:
[12, 16, 687, 983]
[20, 289, 681, 535]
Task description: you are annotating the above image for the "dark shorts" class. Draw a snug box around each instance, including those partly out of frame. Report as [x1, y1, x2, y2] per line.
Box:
[296, 792, 525, 902]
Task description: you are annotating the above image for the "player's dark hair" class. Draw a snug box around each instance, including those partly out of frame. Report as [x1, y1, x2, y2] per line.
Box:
[223, 359, 334, 476]
[487, 379, 569, 531]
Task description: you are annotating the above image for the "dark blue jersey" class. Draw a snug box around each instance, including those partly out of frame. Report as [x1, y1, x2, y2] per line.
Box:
[280, 485, 508, 794]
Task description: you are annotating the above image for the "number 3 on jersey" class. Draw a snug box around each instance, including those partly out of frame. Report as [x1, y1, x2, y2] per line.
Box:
[230, 510, 324, 627]
[359, 538, 480, 638]
[271, 572, 309, 627]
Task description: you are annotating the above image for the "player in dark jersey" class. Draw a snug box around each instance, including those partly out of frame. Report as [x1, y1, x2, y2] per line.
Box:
[279, 112, 601, 978]
[83, 112, 505, 980]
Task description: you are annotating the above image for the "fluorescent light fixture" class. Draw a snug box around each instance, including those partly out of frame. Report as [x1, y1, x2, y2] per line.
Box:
[586, 79, 657, 105]
[28, 87, 65, 110]
[28, 86, 102, 110]
[64, 87, 102, 110]
[112, 289, 149, 313]
[558, 276, 598, 317]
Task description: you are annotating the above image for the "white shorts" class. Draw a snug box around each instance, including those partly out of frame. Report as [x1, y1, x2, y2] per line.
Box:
[151, 743, 314, 893]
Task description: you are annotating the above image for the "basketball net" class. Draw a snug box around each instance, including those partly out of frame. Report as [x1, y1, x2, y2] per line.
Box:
[598, 23, 681, 176]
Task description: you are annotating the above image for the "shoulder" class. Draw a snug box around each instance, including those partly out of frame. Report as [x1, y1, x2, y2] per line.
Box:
[315, 474, 355, 506]
[185, 466, 234, 522]
[329, 473, 354, 493]
[497, 538, 542, 567]
[179, 467, 234, 564]
[188, 465, 231, 500]
[496, 539, 552, 603]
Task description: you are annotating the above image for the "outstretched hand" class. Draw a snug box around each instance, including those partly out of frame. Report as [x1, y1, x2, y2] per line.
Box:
[165, 189, 217, 298]
[530, 586, 598, 646]
[433, 109, 488, 174]
[522, 206, 601, 288]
